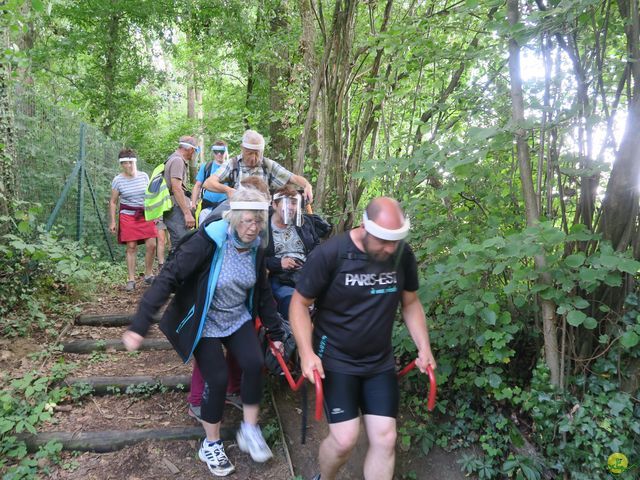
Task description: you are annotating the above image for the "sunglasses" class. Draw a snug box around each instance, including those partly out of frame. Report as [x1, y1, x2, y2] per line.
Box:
[213, 150, 226, 155]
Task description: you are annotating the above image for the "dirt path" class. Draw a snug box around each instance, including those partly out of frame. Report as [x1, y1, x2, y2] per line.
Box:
[40, 286, 291, 479]
[272, 380, 470, 480]
[18, 283, 471, 479]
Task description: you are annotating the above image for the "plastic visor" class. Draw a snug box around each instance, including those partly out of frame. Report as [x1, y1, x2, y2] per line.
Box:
[229, 201, 269, 211]
[273, 192, 302, 227]
[228, 203, 270, 249]
[179, 142, 201, 154]
[362, 211, 410, 241]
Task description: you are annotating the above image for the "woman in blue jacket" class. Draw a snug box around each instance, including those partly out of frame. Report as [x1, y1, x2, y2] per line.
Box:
[123, 186, 284, 477]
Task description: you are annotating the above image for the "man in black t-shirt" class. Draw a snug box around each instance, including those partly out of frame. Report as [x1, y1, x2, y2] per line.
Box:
[290, 197, 436, 480]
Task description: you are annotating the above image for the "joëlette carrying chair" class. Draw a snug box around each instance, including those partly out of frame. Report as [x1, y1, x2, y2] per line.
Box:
[257, 317, 437, 444]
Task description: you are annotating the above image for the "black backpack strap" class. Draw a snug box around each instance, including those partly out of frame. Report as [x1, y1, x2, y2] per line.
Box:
[262, 161, 272, 189]
[229, 155, 241, 187]
[327, 235, 404, 286]
[204, 160, 214, 179]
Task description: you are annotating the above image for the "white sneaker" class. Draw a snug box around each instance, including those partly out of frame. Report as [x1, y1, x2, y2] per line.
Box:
[236, 422, 273, 463]
[198, 439, 235, 477]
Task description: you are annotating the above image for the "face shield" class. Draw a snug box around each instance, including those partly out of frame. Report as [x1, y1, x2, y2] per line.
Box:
[273, 192, 302, 227]
[211, 145, 228, 164]
[227, 200, 270, 249]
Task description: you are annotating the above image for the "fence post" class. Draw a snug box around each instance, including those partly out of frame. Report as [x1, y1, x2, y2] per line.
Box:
[76, 123, 86, 241]
[46, 161, 81, 232]
[84, 168, 116, 261]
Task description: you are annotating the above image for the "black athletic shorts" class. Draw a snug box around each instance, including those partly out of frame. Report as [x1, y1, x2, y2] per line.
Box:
[322, 369, 399, 423]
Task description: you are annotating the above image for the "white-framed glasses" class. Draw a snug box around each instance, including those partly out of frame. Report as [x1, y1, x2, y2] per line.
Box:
[239, 218, 264, 228]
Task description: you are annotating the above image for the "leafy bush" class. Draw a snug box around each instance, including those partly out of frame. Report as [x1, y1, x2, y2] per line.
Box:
[393, 221, 640, 479]
[0, 204, 113, 336]
[515, 357, 640, 479]
[0, 359, 82, 480]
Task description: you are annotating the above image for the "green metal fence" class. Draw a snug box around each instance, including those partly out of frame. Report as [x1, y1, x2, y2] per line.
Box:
[13, 94, 153, 260]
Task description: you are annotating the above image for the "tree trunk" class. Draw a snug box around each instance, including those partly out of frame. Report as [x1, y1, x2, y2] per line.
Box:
[102, 13, 120, 136]
[0, 25, 16, 223]
[267, 2, 293, 170]
[343, 0, 394, 229]
[187, 84, 196, 119]
[317, 0, 357, 218]
[507, 0, 561, 387]
[245, 60, 254, 130]
[295, 0, 320, 175]
[599, 0, 640, 255]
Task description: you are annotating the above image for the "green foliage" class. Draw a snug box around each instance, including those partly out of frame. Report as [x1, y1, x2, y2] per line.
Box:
[123, 382, 171, 397]
[260, 416, 281, 447]
[0, 359, 80, 479]
[514, 359, 640, 480]
[394, 217, 639, 478]
[0, 205, 108, 337]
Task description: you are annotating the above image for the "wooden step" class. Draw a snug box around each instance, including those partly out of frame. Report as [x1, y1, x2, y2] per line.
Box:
[66, 375, 191, 394]
[75, 314, 134, 327]
[75, 313, 160, 327]
[62, 338, 172, 353]
[19, 426, 234, 453]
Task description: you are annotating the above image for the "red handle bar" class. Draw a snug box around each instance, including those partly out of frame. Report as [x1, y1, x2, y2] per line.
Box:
[267, 338, 324, 421]
[255, 318, 323, 421]
[398, 359, 437, 412]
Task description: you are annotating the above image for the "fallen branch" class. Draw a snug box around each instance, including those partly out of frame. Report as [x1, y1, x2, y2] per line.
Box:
[62, 338, 171, 354]
[18, 426, 234, 453]
[66, 375, 191, 395]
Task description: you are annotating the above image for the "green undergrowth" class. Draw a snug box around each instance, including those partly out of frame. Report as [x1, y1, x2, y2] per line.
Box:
[0, 203, 123, 338]
[0, 203, 125, 479]
[0, 358, 89, 479]
[394, 221, 640, 480]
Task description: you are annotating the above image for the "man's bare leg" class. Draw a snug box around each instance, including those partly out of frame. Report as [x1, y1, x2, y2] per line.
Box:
[319, 417, 360, 480]
[362, 414, 397, 480]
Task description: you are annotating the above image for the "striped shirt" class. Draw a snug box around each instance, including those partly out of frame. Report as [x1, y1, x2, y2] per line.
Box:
[111, 172, 149, 216]
[213, 156, 292, 190]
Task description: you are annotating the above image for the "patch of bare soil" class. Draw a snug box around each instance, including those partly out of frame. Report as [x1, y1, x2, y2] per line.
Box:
[45, 395, 291, 480]
[65, 323, 166, 340]
[273, 380, 472, 480]
[63, 349, 189, 379]
[78, 278, 147, 316]
[42, 392, 197, 432]
[48, 438, 291, 480]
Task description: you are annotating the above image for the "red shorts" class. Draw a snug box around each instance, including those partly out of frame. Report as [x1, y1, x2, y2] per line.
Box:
[118, 212, 158, 244]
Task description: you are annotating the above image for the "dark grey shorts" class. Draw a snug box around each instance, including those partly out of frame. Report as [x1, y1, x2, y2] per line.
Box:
[163, 204, 190, 244]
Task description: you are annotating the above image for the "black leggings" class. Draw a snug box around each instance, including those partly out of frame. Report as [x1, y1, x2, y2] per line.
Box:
[193, 321, 264, 423]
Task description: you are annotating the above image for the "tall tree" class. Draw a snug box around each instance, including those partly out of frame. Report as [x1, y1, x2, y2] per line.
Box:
[506, 0, 560, 386]
[34, 0, 172, 136]
[599, 0, 640, 256]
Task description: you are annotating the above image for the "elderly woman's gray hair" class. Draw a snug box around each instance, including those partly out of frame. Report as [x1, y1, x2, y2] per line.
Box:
[222, 186, 270, 230]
